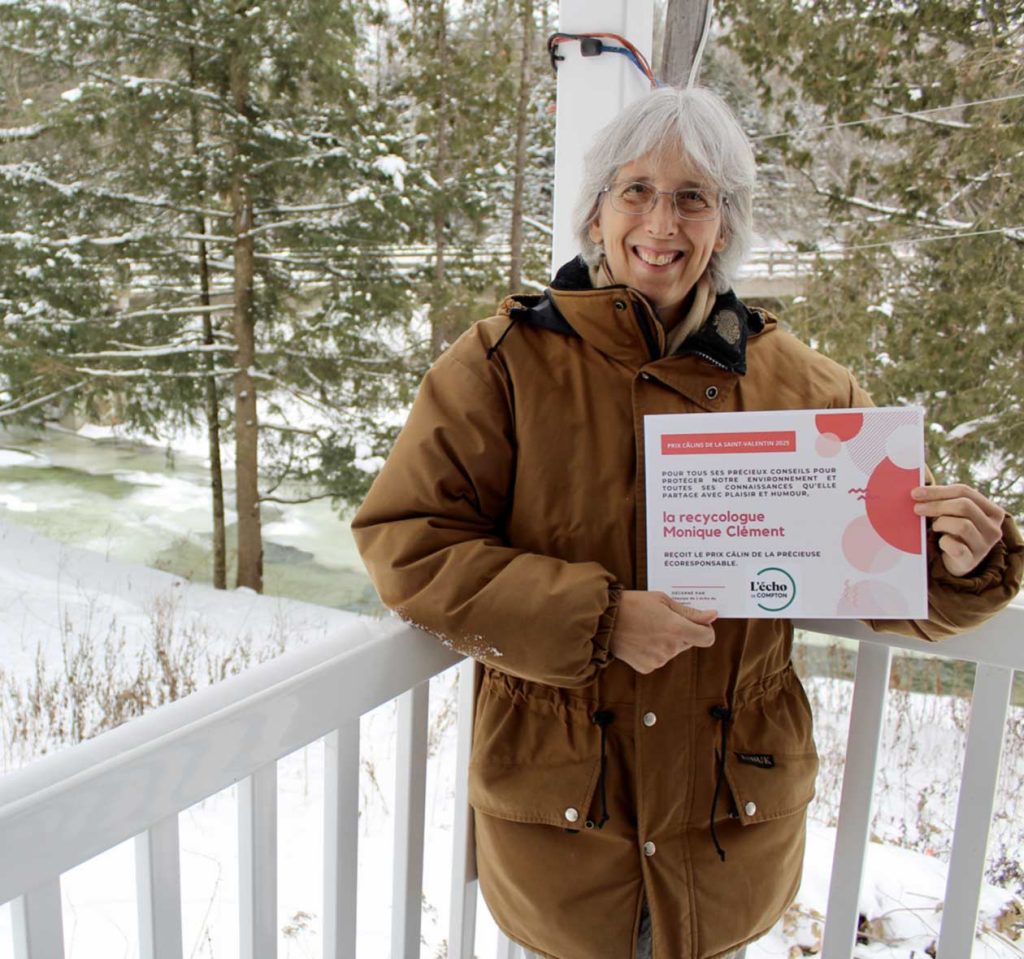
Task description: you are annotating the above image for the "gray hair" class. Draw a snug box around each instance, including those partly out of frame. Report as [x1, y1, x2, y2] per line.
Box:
[573, 86, 756, 294]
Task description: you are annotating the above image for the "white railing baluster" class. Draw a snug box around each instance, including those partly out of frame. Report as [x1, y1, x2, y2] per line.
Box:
[449, 660, 479, 959]
[392, 681, 429, 958]
[937, 663, 1015, 958]
[324, 722, 360, 959]
[495, 931, 516, 959]
[240, 762, 278, 959]
[821, 642, 892, 959]
[11, 878, 64, 959]
[135, 814, 183, 959]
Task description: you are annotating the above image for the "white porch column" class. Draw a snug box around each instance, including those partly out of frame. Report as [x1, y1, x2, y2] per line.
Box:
[551, 0, 655, 273]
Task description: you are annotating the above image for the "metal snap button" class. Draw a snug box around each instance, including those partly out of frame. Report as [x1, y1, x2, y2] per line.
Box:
[614, 299, 628, 311]
[564, 807, 580, 823]
[642, 712, 657, 727]
[705, 386, 719, 400]
[643, 840, 656, 857]
[744, 801, 757, 817]
[640, 371, 652, 381]
[585, 819, 595, 829]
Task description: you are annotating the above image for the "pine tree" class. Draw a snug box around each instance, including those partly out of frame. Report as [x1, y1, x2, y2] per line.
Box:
[0, 0, 424, 589]
[387, 0, 548, 355]
[717, 0, 1024, 513]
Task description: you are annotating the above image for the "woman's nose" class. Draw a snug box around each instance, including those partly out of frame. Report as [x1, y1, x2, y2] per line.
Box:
[645, 192, 678, 234]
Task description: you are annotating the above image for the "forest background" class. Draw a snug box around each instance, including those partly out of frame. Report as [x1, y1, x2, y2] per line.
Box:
[1, 0, 1021, 594]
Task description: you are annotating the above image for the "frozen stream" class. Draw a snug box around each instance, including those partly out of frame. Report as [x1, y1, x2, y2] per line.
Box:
[0, 424, 378, 613]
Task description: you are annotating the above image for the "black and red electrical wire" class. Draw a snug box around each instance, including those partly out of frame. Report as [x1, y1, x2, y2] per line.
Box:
[547, 32, 661, 88]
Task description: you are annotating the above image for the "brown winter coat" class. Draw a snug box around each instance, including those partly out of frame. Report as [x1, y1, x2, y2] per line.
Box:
[352, 260, 1023, 959]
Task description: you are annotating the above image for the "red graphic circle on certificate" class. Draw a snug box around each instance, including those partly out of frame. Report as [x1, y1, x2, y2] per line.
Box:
[842, 515, 902, 573]
[815, 432, 842, 457]
[815, 412, 864, 442]
[865, 456, 922, 555]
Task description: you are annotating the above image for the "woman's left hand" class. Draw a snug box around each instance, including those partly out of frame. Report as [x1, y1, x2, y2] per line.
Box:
[912, 484, 1005, 577]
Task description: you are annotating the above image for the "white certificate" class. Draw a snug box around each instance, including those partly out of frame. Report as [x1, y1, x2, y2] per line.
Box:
[644, 407, 927, 619]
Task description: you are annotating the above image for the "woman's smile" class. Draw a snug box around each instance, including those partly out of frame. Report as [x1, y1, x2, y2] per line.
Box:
[633, 245, 684, 267]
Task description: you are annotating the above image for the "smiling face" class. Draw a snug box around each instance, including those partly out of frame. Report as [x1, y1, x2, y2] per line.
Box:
[587, 150, 726, 329]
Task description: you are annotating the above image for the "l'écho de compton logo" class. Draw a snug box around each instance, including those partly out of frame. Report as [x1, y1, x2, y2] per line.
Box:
[749, 566, 796, 612]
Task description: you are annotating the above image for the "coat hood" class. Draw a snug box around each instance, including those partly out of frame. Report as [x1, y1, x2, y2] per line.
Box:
[500, 255, 770, 374]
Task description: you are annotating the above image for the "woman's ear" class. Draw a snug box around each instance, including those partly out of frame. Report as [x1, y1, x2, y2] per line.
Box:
[588, 217, 603, 244]
[713, 227, 727, 253]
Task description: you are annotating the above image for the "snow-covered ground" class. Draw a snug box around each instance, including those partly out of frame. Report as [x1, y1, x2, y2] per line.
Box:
[0, 522, 1021, 955]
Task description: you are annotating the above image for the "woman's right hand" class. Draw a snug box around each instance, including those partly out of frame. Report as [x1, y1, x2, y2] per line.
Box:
[609, 590, 717, 673]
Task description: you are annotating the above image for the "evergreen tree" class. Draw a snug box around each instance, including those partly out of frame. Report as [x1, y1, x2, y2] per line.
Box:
[717, 0, 1024, 513]
[0, 0, 424, 589]
[386, 0, 555, 354]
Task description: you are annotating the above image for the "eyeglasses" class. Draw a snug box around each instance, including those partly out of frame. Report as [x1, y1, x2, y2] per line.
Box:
[599, 181, 725, 221]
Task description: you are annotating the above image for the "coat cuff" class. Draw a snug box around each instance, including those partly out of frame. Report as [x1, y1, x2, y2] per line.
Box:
[926, 514, 1024, 596]
[591, 584, 622, 667]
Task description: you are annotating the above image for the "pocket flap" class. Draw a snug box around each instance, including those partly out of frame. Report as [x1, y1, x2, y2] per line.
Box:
[720, 671, 819, 825]
[468, 671, 601, 828]
[723, 750, 818, 825]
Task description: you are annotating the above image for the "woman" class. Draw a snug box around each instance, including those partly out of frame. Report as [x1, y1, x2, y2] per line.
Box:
[352, 87, 1021, 959]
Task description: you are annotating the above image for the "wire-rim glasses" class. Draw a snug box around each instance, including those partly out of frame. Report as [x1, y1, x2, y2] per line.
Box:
[599, 180, 725, 221]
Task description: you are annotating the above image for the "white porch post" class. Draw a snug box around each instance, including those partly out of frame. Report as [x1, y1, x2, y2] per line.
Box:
[550, 0, 656, 273]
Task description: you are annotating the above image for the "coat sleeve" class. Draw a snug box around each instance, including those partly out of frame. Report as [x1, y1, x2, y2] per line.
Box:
[842, 374, 1024, 641]
[350, 333, 620, 688]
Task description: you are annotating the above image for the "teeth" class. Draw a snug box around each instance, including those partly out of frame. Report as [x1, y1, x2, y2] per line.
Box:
[636, 248, 679, 266]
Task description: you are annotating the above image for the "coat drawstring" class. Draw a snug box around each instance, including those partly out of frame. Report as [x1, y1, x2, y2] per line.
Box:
[591, 710, 615, 829]
[486, 315, 519, 359]
[708, 704, 732, 862]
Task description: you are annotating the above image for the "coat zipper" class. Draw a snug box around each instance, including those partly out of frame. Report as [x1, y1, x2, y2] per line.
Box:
[685, 349, 732, 372]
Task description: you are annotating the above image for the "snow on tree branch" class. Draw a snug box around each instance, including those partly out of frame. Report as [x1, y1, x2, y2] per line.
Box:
[0, 382, 86, 419]
[815, 185, 973, 232]
[0, 125, 48, 142]
[111, 304, 235, 321]
[869, 100, 972, 132]
[522, 215, 552, 236]
[67, 344, 235, 360]
[0, 164, 232, 219]
[253, 203, 351, 215]
[71, 366, 238, 380]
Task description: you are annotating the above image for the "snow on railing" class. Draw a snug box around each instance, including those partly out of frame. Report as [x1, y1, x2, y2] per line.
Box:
[0, 604, 1020, 958]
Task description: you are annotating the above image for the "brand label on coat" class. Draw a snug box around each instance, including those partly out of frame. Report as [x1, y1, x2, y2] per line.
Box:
[735, 752, 775, 769]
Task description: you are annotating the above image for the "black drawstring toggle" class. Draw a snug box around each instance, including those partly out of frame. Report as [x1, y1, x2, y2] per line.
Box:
[592, 710, 615, 829]
[708, 705, 732, 862]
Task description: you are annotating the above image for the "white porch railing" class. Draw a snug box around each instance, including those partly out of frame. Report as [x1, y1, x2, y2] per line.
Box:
[0, 603, 1020, 958]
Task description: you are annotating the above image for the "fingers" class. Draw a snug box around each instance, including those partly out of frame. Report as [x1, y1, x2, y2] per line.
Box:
[930, 514, 988, 557]
[655, 595, 717, 650]
[666, 596, 718, 624]
[912, 484, 1005, 576]
[610, 591, 717, 673]
[912, 484, 1005, 521]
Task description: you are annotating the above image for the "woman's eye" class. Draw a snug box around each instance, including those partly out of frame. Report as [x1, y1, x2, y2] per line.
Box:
[677, 189, 709, 207]
[622, 182, 653, 197]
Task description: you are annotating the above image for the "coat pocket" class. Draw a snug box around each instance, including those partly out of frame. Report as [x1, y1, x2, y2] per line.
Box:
[468, 669, 602, 828]
[719, 671, 819, 826]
